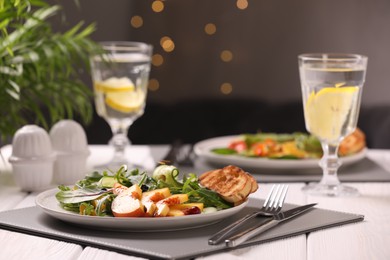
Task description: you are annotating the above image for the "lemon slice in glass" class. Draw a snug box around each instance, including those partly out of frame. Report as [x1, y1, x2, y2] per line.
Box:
[95, 77, 135, 92]
[105, 89, 145, 113]
[305, 86, 359, 141]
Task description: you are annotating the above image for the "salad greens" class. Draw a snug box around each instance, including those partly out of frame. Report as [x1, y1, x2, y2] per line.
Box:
[151, 165, 232, 209]
[56, 165, 233, 216]
[242, 132, 301, 146]
[212, 132, 322, 159]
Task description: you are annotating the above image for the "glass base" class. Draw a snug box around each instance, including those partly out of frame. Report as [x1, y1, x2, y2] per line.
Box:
[302, 183, 359, 197]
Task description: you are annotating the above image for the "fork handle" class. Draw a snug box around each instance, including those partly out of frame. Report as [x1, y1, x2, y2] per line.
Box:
[208, 211, 259, 245]
[225, 218, 277, 247]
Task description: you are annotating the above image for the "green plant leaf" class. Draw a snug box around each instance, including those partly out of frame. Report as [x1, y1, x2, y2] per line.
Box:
[0, 0, 102, 142]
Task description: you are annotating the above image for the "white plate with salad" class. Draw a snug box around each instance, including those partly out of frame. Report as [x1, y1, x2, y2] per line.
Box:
[35, 165, 249, 232]
[194, 135, 366, 171]
[35, 188, 247, 231]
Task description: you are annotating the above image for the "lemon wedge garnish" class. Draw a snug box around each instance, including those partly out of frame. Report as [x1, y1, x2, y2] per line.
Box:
[94, 77, 135, 92]
[305, 86, 359, 142]
[105, 89, 145, 113]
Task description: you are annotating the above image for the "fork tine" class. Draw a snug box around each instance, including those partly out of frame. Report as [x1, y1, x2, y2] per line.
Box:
[278, 185, 289, 208]
[264, 184, 282, 210]
[263, 184, 277, 209]
[272, 184, 289, 209]
[271, 185, 284, 209]
[263, 184, 289, 214]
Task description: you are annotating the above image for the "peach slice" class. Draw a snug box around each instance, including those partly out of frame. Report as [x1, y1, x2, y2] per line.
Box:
[167, 203, 204, 217]
[142, 187, 171, 202]
[141, 187, 171, 217]
[120, 184, 143, 200]
[112, 184, 144, 217]
[155, 194, 188, 217]
[111, 195, 144, 217]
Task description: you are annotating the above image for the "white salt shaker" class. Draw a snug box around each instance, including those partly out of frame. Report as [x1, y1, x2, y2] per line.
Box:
[9, 125, 56, 192]
[49, 120, 90, 185]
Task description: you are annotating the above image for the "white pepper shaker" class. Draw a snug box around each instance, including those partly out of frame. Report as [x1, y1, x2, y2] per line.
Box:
[9, 125, 56, 192]
[49, 120, 90, 185]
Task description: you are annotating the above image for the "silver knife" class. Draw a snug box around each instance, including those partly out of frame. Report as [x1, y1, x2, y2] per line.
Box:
[225, 203, 317, 247]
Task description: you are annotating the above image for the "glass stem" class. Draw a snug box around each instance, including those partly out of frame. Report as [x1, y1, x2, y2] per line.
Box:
[319, 143, 341, 186]
[109, 123, 131, 163]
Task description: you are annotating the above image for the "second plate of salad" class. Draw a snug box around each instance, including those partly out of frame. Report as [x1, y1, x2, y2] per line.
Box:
[194, 134, 366, 171]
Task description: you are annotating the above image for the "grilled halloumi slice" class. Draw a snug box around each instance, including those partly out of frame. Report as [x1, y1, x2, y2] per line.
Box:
[199, 165, 258, 205]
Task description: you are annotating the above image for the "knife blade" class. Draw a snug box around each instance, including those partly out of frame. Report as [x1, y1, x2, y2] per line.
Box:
[225, 203, 317, 247]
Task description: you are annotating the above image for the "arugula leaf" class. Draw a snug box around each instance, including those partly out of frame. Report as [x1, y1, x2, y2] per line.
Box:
[242, 133, 296, 146]
[55, 188, 111, 204]
[295, 134, 322, 154]
[211, 148, 237, 155]
[189, 188, 232, 209]
[93, 194, 113, 216]
[60, 202, 80, 213]
[269, 155, 300, 160]
[75, 171, 104, 188]
[79, 202, 95, 215]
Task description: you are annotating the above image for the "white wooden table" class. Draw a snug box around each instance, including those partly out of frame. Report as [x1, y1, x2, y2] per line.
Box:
[0, 145, 390, 260]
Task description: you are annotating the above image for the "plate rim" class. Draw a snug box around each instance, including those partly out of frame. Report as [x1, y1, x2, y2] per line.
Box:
[194, 135, 367, 170]
[35, 188, 248, 231]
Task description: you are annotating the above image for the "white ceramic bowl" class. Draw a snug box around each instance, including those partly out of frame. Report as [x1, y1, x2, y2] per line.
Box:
[49, 120, 90, 185]
[9, 125, 55, 192]
[49, 120, 89, 153]
[10, 125, 53, 160]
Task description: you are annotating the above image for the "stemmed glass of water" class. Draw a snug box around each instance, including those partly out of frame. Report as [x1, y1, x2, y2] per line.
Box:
[90, 41, 152, 169]
[299, 53, 367, 196]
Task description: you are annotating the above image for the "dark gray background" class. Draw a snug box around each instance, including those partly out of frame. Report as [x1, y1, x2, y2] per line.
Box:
[49, 0, 390, 106]
[46, 0, 390, 147]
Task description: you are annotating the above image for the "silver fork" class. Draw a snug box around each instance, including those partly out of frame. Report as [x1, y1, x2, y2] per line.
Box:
[208, 184, 289, 245]
[175, 144, 195, 167]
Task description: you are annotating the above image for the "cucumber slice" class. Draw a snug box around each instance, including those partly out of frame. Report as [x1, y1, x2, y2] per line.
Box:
[98, 176, 117, 188]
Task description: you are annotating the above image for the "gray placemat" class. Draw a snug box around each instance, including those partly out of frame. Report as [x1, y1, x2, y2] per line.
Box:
[0, 199, 363, 260]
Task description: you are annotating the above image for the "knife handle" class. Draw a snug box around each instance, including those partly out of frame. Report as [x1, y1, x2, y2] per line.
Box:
[208, 212, 259, 245]
[225, 218, 278, 247]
